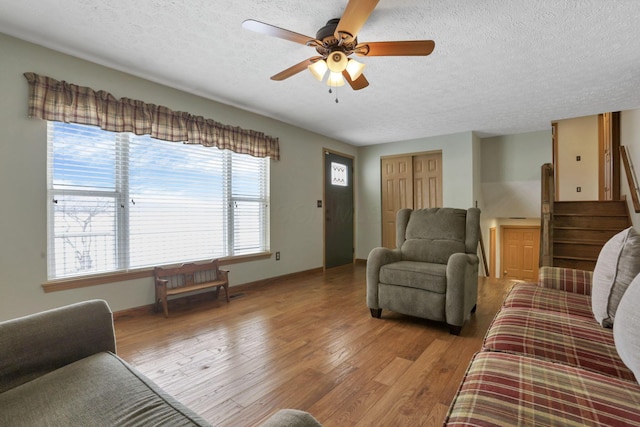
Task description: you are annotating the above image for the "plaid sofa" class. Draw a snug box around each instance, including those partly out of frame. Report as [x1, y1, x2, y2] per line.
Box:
[444, 266, 640, 426]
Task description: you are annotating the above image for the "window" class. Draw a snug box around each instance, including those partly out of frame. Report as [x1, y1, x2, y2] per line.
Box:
[331, 161, 348, 186]
[47, 122, 269, 279]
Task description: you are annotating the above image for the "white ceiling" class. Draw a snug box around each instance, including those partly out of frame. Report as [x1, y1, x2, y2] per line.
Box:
[2, 0, 640, 146]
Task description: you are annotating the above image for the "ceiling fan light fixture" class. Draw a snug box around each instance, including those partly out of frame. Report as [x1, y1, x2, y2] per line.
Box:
[326, 51, 348, 73]
[345, 58, 366, 81]
[308, 59, 328, 81]
[327, 71, 345, 87]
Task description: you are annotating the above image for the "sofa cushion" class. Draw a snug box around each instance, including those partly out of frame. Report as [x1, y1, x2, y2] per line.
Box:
[614, 272, 640, 384]
[0, 352, 211, 427]
[503, 283, 594, 319]
[538, 266, 592, 295]
[483, 307, 634, 381]
[592, 227, 640, 327]
[379, 261, 447, 293]
[444, 351, 640, 426]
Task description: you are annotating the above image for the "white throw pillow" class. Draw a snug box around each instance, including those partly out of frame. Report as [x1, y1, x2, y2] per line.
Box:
[613, 272, 640, 384]
[592, 227, 640, 327]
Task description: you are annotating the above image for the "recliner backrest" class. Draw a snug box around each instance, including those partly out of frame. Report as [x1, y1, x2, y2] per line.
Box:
[397, 207, 480, 264]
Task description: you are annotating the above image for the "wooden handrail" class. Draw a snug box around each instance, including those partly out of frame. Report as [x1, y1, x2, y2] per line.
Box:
[620, 145, 640, 213]
[540, 163, 554, 267]
[478, 230, 489, 277]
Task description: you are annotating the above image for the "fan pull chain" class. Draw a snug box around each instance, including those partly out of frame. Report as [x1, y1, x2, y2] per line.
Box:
[328, 87, 339, 103]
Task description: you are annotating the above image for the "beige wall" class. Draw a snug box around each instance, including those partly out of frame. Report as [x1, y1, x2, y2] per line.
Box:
[556, 115, 599, 200]
[481, 130, 552, 219]
[0, 33, 356, 320]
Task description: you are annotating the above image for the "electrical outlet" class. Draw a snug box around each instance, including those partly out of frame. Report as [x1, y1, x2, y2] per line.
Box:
[576, 155, 581, 161]
[275, 251, 280, 260]
[577, 187, 581, 192]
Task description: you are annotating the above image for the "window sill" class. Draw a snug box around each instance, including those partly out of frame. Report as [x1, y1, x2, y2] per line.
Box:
[41, 252, 273, 293]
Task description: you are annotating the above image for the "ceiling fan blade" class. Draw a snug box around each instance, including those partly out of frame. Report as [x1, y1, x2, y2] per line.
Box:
[356, 40, 435, 56]
[342, 70, 369, 90]
[271, 57, 323, 81]
[334, 0, 380, 42]
[242, 19, 315, 46]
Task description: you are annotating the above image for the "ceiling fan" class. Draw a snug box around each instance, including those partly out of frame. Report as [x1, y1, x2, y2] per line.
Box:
[242, 0, 435, 91]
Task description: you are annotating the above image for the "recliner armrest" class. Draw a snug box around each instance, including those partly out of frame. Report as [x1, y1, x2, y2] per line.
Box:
[0, 299, 116, 393]
[445, 253, 480, 327]
[366, 247, 401, 308]
[445, 253, 479, 287]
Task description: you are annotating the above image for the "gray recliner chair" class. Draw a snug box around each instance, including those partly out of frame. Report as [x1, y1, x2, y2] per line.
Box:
[366, 207, 481, 335]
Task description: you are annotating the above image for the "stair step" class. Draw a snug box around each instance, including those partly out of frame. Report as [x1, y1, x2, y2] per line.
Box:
[553, 257, 597, 271]
[554, 215, 630, 228]
[553, 241, 603, 259]
[544, 200, 631, 272]
[554, 254, 598, 261]
[554, 200, 629, 216]
[554, 240, 605, 247]
[553, 227, 622, 243]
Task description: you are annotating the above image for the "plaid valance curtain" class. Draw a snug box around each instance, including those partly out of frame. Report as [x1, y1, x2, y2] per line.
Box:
[24, 72, 280, 160]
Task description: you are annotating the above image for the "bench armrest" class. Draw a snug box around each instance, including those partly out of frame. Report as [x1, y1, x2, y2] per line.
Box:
[538, 266, 593, 295]
[0, 299, 116, 393]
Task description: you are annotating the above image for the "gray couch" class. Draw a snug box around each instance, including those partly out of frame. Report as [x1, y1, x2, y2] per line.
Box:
[0, 300, 322, 427]
[367, 207, 481, 334]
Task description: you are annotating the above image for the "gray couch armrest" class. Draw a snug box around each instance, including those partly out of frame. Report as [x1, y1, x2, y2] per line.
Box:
[445, 253, 479, 327]
[366, 247, 402, 308]
[0, 299, 115, 393]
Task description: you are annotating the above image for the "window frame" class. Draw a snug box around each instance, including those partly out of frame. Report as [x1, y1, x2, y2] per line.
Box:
[46, 122, 270, 283]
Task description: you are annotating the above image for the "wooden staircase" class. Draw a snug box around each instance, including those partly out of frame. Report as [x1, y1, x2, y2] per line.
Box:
[551, 200, 631, 271]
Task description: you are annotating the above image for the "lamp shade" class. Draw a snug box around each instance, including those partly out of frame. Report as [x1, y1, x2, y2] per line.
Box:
[345, 59, 366, 81]
[308, 59, 328, 81]
[326, 51, 348, 73]
[326, 71, 345, 87]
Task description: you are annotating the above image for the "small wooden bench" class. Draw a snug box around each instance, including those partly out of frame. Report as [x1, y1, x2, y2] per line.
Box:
[154, 259, 229, 317]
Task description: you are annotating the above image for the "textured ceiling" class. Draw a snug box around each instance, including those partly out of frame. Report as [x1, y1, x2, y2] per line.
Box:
[2, 0, 640, 146]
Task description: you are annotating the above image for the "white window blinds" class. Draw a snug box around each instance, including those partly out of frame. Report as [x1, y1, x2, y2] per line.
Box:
[47, 121, 270, 279]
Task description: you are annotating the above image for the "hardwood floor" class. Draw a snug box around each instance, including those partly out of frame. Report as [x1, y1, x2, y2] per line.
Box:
[114, 264, 513, 426]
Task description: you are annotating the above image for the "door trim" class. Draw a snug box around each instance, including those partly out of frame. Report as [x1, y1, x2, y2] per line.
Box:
[323, 148, 355, 269]
[489, 227, 496, 278]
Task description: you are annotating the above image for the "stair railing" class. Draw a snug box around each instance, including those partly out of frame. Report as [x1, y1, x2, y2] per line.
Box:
[620, 145, 640, 213]
[540, 163, 555, 267]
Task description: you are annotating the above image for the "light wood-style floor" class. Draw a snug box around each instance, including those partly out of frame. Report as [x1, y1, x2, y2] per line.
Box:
[114, 264, 514, 427]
